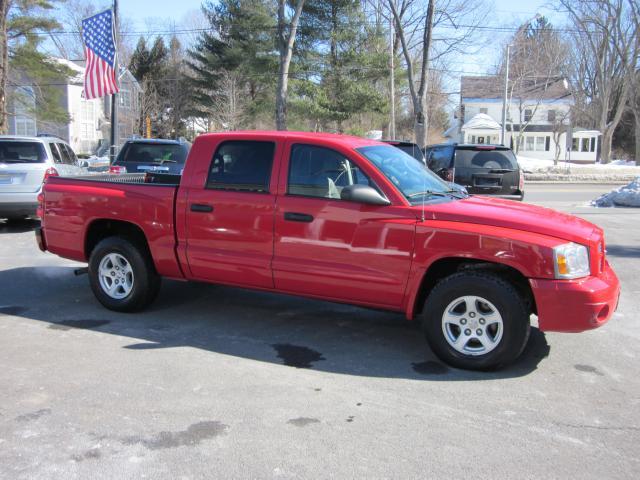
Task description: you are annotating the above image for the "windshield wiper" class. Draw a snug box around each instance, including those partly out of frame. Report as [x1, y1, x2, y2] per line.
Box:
[408, 190, 466, 199]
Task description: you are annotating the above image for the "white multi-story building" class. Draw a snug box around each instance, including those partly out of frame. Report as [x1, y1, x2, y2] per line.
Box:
[8, 58, 141, 155]
[446, 76, 601, 163]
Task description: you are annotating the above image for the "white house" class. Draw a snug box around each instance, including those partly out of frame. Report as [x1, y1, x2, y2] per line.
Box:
[8, 58, 141, 155]
[446, 76, 601, 163]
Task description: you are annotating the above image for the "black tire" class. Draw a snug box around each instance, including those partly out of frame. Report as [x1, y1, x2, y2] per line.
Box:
[422, 271, 530, 371]
[88, 236, 161, 312]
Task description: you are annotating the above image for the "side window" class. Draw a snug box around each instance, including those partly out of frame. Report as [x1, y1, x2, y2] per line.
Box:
[427, 146, 453, 172]
[206, 141, 275, 192]
[49, 143, 63, 164]
[288, 144, 373, 199]
[57, 143, 74, 165]
[62, 144, 78, 164]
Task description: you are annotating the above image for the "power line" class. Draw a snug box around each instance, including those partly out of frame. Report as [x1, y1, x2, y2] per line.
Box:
[19, 21, 596, 38]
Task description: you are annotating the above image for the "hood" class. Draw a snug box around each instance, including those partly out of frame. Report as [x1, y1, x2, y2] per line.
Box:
[416, 196, 597, 244]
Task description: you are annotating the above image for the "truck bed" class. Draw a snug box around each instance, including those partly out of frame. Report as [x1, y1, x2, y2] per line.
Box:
[41, 174, 183, 278]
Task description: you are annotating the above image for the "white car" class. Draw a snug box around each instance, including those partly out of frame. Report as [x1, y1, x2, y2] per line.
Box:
[0, 135, 85, 220]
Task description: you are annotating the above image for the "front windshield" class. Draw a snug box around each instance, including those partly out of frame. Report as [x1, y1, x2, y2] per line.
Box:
[357, 145, 454, 202]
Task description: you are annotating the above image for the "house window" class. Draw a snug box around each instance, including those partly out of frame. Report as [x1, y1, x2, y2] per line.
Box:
[526, 137, 534, 151]
[572, 138, 579, 151]
[547, 110, 556, 122]
[79, 100, 95, 141]
[119, 89, 131, 109]
[477, 136, 485, 144]
[479, 108, 488, 115]
[590, 137, 596, 152]
[535, 137, 545, 151]
[524, 109, 533, 122]
[14, 86, 37, 136]
[581, 138, 590, 152]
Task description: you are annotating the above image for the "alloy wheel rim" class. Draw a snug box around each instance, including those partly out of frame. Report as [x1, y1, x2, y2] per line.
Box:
[441, 295, 504, 356]
[98, 253, 134, 299]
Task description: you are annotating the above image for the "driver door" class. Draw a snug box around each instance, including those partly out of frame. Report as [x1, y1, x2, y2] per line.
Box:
[272, 142, 416, 308]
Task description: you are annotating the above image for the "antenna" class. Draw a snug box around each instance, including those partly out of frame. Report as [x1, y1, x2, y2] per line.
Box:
[421, 162, 426, 222]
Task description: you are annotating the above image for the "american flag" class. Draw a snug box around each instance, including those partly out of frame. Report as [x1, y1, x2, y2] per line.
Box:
[81, 9, 119, 99]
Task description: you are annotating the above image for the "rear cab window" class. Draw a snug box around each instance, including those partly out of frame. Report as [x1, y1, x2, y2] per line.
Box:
[206, 141, 275, 193]
[0, 141, 46, 163]
[119, 142, 189, 165]
[454, 148, 519, 170]
[287, 144, 375, 199]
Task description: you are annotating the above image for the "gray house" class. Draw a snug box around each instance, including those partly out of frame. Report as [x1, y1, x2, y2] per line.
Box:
[8, 58, 142, 155]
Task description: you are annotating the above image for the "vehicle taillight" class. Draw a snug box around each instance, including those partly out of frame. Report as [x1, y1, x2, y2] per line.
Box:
[519, 173, 525, 191]
[43, 167, 59, 182]
[36, 192, 45, 219]
[109, 165, 126, 174]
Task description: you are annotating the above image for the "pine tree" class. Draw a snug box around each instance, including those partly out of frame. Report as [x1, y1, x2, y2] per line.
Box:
[291, 0, 388, 132]
[187, 0, 276, 130]
[1, 0, 72, 134]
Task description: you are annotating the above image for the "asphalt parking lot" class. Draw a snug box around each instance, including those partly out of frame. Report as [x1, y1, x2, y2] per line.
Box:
[1, 183, 639, 479]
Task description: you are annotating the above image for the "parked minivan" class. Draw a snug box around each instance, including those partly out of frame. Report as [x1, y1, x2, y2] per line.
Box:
[0, 136, 84, 220]
[424, 143, 524, 200]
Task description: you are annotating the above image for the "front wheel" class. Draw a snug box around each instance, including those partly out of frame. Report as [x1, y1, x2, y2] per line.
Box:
[88, 236, 160, 312]
[422, 271, 530, 370]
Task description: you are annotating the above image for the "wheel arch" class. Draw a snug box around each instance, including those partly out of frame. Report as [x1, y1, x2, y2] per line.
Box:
[84, 219, 152, 263]
[407, 257, 537, 320]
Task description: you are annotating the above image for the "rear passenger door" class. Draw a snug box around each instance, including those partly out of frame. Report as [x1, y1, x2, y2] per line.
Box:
[184, 139, 280, 289]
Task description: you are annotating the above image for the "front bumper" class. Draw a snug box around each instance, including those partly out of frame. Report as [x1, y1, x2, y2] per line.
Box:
[530, 262, 620, 332]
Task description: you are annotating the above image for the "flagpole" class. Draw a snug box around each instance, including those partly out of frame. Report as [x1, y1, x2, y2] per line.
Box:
[109, 0, 118, 164]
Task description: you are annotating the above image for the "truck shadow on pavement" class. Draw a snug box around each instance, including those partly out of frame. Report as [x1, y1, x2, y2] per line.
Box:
[0, 266, 550, 381]
[604, 244, 640, 259]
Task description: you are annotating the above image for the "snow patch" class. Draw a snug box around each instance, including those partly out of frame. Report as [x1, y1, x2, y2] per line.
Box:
[591, 178, 640, 207]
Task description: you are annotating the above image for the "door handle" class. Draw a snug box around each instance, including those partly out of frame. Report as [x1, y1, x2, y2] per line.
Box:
[190, 203, 214, 213]
[284, 212, 314, 223]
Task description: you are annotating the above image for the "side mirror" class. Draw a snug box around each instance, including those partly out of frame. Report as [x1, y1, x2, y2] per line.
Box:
[79, 160, 89, 168]
[340, 184, 390, 206]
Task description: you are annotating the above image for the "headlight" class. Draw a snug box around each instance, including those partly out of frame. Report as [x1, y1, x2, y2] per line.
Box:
[553, 243, 590, 279]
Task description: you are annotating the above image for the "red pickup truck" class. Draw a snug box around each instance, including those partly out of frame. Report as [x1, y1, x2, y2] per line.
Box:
[37, 131, 620, 370]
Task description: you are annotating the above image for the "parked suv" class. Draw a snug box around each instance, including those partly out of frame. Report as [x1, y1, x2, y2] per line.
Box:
[425, 143, 524, 200]
[0, 135, 84, 220]
[111, 138, 191, 175]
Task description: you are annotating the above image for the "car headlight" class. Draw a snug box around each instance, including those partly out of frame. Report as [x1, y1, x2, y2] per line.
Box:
[553, 242, 590, 279]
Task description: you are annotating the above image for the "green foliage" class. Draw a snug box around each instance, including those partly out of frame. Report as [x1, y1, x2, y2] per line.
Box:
[187, 0, 277, 128]
[10, 42, 73, 125]
[291, 0, 388, 131]
[5, 0, 72, 126]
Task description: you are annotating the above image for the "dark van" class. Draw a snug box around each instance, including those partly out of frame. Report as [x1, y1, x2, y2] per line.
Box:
[425, 143, 524, 201]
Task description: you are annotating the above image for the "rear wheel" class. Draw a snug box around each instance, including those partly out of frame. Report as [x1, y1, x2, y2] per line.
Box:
[88, 236, 160, 312]
[422, 271, 530, 370]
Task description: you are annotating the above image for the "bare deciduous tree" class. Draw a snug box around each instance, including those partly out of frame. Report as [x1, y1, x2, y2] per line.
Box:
[275, 0, 305, 131]
[387, 0, 487, 147]
[561, 0, 640, 163]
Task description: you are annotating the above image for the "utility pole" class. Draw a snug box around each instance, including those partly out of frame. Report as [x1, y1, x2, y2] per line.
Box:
[109, 0, 118, 163]
[501, 44, 510, 146]
[389, 20, 396, 139]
